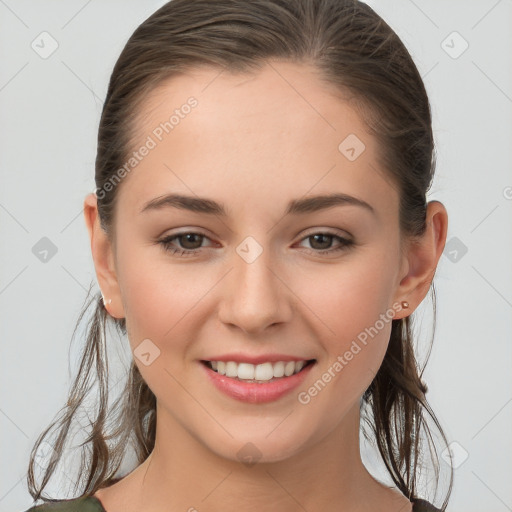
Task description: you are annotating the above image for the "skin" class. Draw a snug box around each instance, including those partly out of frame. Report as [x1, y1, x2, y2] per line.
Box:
[84, 61, 448, 512]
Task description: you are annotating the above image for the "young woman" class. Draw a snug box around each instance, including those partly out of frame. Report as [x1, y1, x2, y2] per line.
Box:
[24, 1, 453, 510]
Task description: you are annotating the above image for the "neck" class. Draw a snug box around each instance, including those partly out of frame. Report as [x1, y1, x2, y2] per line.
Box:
[119, 400, 399, 512]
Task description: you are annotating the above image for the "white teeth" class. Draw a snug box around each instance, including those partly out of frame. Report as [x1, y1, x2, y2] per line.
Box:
[225, 361, 238, 378]
[237, 362, 255, 380]
[284, 361, 295, 376]
[208, 359, 310, 381]
[254, 362, 273, 381]
[273, 361, 285, 378]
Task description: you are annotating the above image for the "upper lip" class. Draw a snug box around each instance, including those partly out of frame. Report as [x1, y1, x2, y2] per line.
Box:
[201, 353, 315, 365]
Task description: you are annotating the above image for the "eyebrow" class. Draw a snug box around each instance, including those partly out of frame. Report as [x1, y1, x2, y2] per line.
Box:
[140, 192, 376, 217]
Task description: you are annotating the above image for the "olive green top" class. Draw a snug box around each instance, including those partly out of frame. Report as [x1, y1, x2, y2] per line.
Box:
[23, 495, 444, 511]
[24, 496, 105, 512]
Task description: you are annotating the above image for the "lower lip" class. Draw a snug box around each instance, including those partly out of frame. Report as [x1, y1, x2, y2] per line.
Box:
[200, 361, 315, 404]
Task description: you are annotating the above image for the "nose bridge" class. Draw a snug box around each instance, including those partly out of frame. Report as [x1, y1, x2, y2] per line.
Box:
[219, 237, 291, 333]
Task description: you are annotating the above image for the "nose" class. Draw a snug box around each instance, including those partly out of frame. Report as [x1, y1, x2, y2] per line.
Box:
[217, 245, 293, 335]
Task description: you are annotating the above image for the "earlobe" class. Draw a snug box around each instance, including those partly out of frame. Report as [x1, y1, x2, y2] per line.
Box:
[392, 200, 448, 320]
[83, 193, 125, 319]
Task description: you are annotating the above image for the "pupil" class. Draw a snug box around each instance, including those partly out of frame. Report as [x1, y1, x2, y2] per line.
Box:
[181, 234, 202, 249]
[311, 234, 331, 250]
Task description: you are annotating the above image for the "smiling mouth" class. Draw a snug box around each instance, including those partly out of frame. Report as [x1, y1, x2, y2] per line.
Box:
[201, 359, 316, 383]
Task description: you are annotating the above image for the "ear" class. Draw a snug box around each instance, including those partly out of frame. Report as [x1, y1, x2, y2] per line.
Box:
[392, 200, 448, 319]
[83, 193, 125, 319]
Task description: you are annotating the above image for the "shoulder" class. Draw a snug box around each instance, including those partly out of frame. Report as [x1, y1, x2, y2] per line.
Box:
[412, 498, 444, 512]
[22, 496, 106, 512]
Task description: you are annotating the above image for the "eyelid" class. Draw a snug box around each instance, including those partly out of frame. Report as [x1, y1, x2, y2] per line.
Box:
[158, 226, 213, 238]
[298, 226, 353, 241]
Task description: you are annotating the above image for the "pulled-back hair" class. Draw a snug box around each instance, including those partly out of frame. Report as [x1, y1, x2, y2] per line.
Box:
[27, 1, 453, 509]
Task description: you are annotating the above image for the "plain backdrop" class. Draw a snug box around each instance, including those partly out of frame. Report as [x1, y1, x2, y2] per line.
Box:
[1, 1, 511, 511]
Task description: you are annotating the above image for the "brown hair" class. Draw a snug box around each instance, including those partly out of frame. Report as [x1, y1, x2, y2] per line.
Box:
[27, 0, 453, 509]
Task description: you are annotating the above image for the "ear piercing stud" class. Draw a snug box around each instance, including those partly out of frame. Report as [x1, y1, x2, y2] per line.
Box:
[401, 301, 409, 309]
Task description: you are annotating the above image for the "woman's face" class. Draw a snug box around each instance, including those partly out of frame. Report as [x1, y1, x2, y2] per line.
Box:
[103, 61, 409, 463]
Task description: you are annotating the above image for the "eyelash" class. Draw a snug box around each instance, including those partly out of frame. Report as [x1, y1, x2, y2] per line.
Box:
[158, 230, 354, 257]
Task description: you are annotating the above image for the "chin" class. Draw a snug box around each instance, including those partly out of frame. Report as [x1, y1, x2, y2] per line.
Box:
[198, 419, 320, 466]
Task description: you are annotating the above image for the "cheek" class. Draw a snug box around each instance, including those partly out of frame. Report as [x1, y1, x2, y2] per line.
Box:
[297, 253, 395, 336]
[115, 248, 219, 405]
[115, 244, 212, 349]
[295, 253, 396, 394]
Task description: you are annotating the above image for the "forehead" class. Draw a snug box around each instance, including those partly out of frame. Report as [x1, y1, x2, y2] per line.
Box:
[137, 61, 363, 138]
[117, 61, 398, 221]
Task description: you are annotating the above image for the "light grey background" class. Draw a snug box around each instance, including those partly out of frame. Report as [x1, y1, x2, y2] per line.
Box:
[1, 1, 511, 511]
